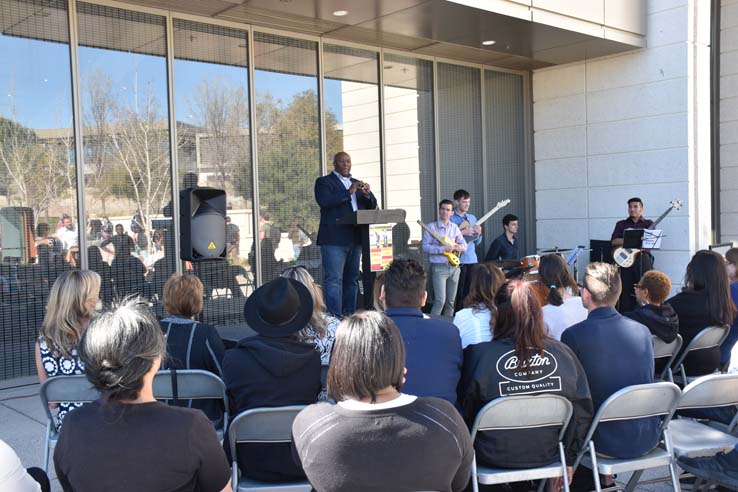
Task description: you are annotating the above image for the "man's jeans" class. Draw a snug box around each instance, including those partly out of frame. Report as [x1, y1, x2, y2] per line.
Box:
[321, 244, 362, 317]
[430, 262, 460, 318]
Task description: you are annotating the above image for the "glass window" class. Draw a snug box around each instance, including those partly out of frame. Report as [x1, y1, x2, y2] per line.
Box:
[253, 32, 321, 284]
[76, 2, 172, 305]
[0, 0, 78, 380]
[383, 54, 436, 262]
[173, 18, 253, 325]
[323, 44, 382, 205]
[484, 70, 527, 253]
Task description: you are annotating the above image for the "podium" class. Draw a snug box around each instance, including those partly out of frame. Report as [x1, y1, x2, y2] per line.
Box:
[337, 209, 406, 309]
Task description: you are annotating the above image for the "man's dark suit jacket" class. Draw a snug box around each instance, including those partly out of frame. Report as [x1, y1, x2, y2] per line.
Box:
[561, 307, 659, 459]
[314, 172, 377, 246]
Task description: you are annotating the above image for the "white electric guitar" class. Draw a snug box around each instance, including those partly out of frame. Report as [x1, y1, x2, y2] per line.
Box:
[613, 199, 683, 268]
[458, 199, 511, 232]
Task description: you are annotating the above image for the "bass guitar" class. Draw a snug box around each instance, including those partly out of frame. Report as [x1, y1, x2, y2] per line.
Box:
[458, 199, 511, 232]
[417, 220, 461, 267]
[613, 199, 683, 268]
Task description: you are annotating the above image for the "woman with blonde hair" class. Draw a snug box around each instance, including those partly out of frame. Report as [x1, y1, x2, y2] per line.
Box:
[280, 266, 339, 366]
[35, 270, 101, 429]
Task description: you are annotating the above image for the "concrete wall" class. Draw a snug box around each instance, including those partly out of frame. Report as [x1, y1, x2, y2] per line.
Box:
[721, 0, 738, 243]
[532, 0, 712, 289]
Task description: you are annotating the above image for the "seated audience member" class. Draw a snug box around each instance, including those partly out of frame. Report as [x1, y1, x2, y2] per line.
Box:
[54, 299, 231, 492]
[87, 246, 113, 305]
[539, 254, 588, 340]
[453, 263, 505, 348]
[35, 270, 101, 430]
[292, 311, 473, 492]
[459, 280, 593, 479]
[160, 273, 226, 422]
[0, 439, 49, 492]
[667, 250, 737, 375]
[722, 248, 738, 366]
[280, 267, 340, 367]
[223, 278, 321, 483]
[110, 238, 147, 298]
[562, 262, 659, 459]
[381, 259, 462, 406]
[373, 271, 386, 311]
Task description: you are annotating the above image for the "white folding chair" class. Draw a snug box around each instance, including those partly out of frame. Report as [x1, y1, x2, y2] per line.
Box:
[653, 334, 682, 382]
[39, 375, 100, 472]
[572, 382, 682, 492]
[669, 374, 738, 460]
[228, 406, 311, 492]
[469, 394, 573, 492]
[672, 326, 730, 385]
[153, 369, 228, 440]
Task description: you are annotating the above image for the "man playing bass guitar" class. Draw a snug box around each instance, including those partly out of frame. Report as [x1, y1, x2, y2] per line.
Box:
[422, 199, 467, 317]
[611, 197, 653, 312]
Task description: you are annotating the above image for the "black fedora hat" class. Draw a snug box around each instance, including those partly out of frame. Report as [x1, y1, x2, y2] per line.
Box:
[244, 277, 313, 338]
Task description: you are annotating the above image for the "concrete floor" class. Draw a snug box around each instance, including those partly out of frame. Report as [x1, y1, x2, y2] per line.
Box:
[0, 383, 681, 492]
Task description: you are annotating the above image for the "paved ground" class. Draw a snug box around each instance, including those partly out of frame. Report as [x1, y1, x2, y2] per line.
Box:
[0, 383, 680, 492]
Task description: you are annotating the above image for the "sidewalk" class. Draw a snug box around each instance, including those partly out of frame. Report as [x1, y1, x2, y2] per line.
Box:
[0, 383, 679, 492]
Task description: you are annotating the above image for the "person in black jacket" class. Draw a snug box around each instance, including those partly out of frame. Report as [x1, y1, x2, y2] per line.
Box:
[459, 280, 593, 486]
[667, 251, 737, 376]
[223, 277, 322, 483]
[625, 270, 679, 377]
[159, 273, 225, 423]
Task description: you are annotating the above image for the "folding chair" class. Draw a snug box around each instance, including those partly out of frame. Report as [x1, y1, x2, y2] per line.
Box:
[469, 394, 573, 492]
[228, 406, 311, 492]
[653, 334, 682, 382]
[572, 382, 682, 492]
[39, 375, 100, 472]
[669, 374, 738, 460]
[672, 326, 730, 385]
[153, 369, 228, 440]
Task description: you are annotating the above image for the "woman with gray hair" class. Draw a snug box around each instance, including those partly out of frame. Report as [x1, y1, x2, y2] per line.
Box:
[53, 298, 230, 492]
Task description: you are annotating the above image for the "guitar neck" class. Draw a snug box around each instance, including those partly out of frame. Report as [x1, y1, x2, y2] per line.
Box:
[476, 206, 503, 227]
[417, 220, 446, 244]
[650, 206, 674, 229]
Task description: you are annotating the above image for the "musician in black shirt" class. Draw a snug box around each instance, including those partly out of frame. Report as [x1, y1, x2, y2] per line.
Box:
[484, 214, 519, 261]
[611, 197, 654, 312]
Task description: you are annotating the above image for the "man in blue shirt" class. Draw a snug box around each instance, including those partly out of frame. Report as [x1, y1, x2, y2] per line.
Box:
[422, 200, 467, 317]
[561, 262, 659, 461]
[450, 189, 482, 312]
[381, 259, 463, 407]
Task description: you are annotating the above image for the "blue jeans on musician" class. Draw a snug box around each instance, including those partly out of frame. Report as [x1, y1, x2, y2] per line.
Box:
[321, 244, 362, 317]
[431, 263, 460, 318]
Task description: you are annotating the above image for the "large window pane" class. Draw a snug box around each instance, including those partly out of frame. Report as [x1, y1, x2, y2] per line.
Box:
[323, 44, 382, 205]
[77, 2, 172, 305]
[173, 18, 253, 325]
[437, 62, 483, 254]
[485, 70, 527, 254]
[383, 54, 435, 261]
[253, 32, 321, 283]
[0, 0, 78, 380]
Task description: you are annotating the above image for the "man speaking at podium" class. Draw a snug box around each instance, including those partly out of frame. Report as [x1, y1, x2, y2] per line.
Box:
[315, 151, 378, 316]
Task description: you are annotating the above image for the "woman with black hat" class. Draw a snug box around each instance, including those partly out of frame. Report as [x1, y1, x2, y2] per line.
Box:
[222, 277, 322, 483]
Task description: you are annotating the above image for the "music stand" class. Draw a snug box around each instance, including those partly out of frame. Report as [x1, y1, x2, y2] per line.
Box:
[589, 239, 614, 264]
[622, 229, 645, 249]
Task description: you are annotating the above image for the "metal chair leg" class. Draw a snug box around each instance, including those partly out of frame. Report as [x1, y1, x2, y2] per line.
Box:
[43, 422, 51, 472]
[559, 442, 570, 492]
[624, 470, 643, 492]
[589, 442, 602, 492]
[472, 455, 479, 492]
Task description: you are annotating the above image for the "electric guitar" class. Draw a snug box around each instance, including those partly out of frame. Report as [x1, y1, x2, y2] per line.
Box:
[417, 220, 461, 267]
[613, 199, 683, 268]
[459, 199, 511, 232]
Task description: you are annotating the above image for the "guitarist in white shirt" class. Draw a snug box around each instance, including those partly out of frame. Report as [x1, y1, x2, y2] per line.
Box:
[611, 197, 654, 312]
[450, 189, 483, 312]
